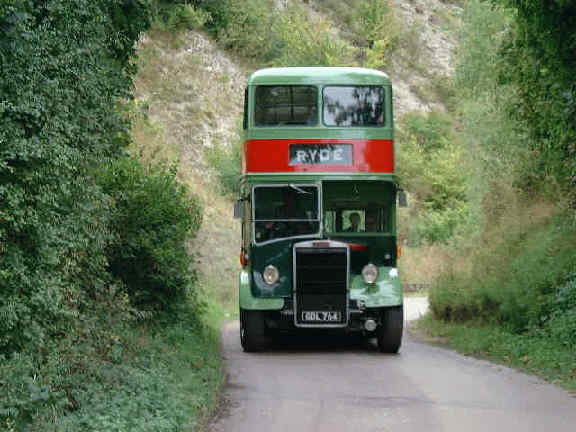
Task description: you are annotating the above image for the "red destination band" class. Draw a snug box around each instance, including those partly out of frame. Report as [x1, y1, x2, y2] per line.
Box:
[243, 139, 394, 173]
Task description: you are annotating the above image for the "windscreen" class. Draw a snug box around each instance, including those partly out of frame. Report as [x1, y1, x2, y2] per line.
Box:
[253, 185, 320, 243]
[323, 86, 385, 127]
[323, 181, 394, 233]
[254, 86, 318, 126]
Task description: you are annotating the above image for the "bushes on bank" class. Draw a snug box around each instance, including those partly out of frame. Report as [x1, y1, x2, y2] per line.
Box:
[97, 157, 203, 312]
[0, 0, 150, 356]
[429, 213, 576, 336]
[0, 1, 205, 428]
[427, 0, 576, 352]
[396, 111, 467, 245]
[191, 0, 355, 66]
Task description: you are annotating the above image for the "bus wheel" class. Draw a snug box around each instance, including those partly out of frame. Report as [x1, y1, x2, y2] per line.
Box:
[240, 309, 267, 352]
[376, 306, 403, 354]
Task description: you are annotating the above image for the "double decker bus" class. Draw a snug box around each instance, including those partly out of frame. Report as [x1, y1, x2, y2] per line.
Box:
[235, 67, 405, 353]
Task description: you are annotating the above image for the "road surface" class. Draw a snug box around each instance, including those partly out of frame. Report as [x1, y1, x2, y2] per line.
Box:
[209, 297, 576, 432]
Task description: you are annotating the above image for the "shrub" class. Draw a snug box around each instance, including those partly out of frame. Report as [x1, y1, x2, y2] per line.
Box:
[396, 111, 467, 245]
[152, 1, 212, 31]
[96, 157, 203, 313]
[192, 0, 232, 34]
[430, 213, 576, 332]
[217, 0, 276, 60]
[357, 0, 400, 50]
[211, 0, 354, 66]
[490, 0, 576, 194]
[0, 1, 211, 429]
[0, 0, 151, 355]
[270, 8, 355, 66]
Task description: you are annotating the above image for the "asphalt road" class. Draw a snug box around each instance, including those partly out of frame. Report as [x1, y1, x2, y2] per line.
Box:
[209, 297, 576, 432]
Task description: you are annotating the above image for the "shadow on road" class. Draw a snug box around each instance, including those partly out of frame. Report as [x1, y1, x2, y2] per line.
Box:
[253, 331, 401, 356]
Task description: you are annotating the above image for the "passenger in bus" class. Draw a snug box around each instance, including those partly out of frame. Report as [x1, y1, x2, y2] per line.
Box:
[345, 212, 361, 232]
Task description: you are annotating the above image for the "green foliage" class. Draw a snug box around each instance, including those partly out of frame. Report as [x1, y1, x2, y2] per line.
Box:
[205, 140, 242, 198]
[313, 0, 403, 68]
[152, 1, 212, 31]
[191, 0, 232, 33]
[0, 0, 150, 354]
[0, 305, 222, 431]
[425, 0, 576, 377]
[397, 111, 467, 244]
[217, 0, 276, 61]
[357, 0, 399, 51]
[96, 157, 203, 312]
[454, 0, 531, 196]
[271, 9, 354, 67]
[430, 215, 576, 332]
[489, 0, 576, 193]
[410, 205, 468, 245]
[0, 1, 212, 429]
[543, 277, 576, 349]
[197, 0, 354, 66]
[316, 0, 399, 45]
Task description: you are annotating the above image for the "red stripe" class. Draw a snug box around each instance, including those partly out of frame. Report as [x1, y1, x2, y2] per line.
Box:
[244, 139, 394, 173]
[348, 243, 368, 251]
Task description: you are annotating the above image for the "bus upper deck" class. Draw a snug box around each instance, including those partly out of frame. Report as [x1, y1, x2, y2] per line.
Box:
[242, 67, 395, 175]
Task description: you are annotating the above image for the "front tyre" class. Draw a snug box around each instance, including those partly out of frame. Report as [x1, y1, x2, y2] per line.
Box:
[376, 306, 403, 353]
[240, 309, 267, 352]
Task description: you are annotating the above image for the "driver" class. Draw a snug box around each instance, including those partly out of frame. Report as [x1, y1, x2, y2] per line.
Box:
[345, 212, 361, 232]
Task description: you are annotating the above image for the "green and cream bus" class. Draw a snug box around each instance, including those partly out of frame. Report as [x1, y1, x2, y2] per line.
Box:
[235, 67, 405, 353]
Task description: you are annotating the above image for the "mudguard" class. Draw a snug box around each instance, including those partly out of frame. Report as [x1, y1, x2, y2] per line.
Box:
[350, 266, 403, 308]
[239, 270, 285, 310]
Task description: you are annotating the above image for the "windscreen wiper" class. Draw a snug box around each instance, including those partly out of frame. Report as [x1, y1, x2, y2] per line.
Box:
[289, 184, 312, 194]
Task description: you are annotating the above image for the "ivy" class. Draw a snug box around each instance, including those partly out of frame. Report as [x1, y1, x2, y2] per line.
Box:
[490, 0, 576, 191]
[1, 1, 206, 427]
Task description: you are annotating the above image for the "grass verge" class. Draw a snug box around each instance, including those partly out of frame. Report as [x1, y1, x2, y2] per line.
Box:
[3, 302, 225, 431]
[413, 314, 576, 394]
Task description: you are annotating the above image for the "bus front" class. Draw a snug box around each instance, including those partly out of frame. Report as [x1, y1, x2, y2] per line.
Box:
[237, 67, 403, 353]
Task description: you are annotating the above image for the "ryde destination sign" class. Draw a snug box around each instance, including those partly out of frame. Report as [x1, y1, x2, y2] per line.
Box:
[289, 143, 353, 165]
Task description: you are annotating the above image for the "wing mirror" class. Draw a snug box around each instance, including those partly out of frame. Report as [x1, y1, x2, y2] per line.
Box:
[233, 200, 244, 219]
[398, 190, 408, 208]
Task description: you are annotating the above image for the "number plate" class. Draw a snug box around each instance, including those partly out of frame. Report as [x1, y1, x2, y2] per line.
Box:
[301, 311, 342, 322]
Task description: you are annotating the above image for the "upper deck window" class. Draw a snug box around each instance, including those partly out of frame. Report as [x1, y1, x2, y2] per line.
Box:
[323, 86, 385, 127]
[254, 85, 317, 127]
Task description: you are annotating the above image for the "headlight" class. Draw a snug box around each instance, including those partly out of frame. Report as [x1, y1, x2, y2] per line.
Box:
[263, 265, 279, 285]
[361, 263, 379, 284]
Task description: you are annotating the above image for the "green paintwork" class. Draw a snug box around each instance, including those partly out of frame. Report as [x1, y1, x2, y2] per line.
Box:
[238, 68, 401, 313]
[242, 173, 398, 184]
[239, 270, 285, 310]
[250, 239, 294, 297]
[239, 262, 402, 309]
[248, 67, 391, 86]
[244, 127, 393, 141]
[350, 266, 403, 307]
[243, 178, 400, 300]
[245, 67, 394, 134]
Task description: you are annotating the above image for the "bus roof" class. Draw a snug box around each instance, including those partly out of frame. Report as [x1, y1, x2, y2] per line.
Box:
[248, 67, 391, 86]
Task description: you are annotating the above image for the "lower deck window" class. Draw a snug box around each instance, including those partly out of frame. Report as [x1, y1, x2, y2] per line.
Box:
[323, 181, 394, 233]
[253, 185, 320, 243]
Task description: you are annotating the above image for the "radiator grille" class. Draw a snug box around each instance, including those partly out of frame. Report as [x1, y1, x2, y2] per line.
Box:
[294, 247, 348, 326]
